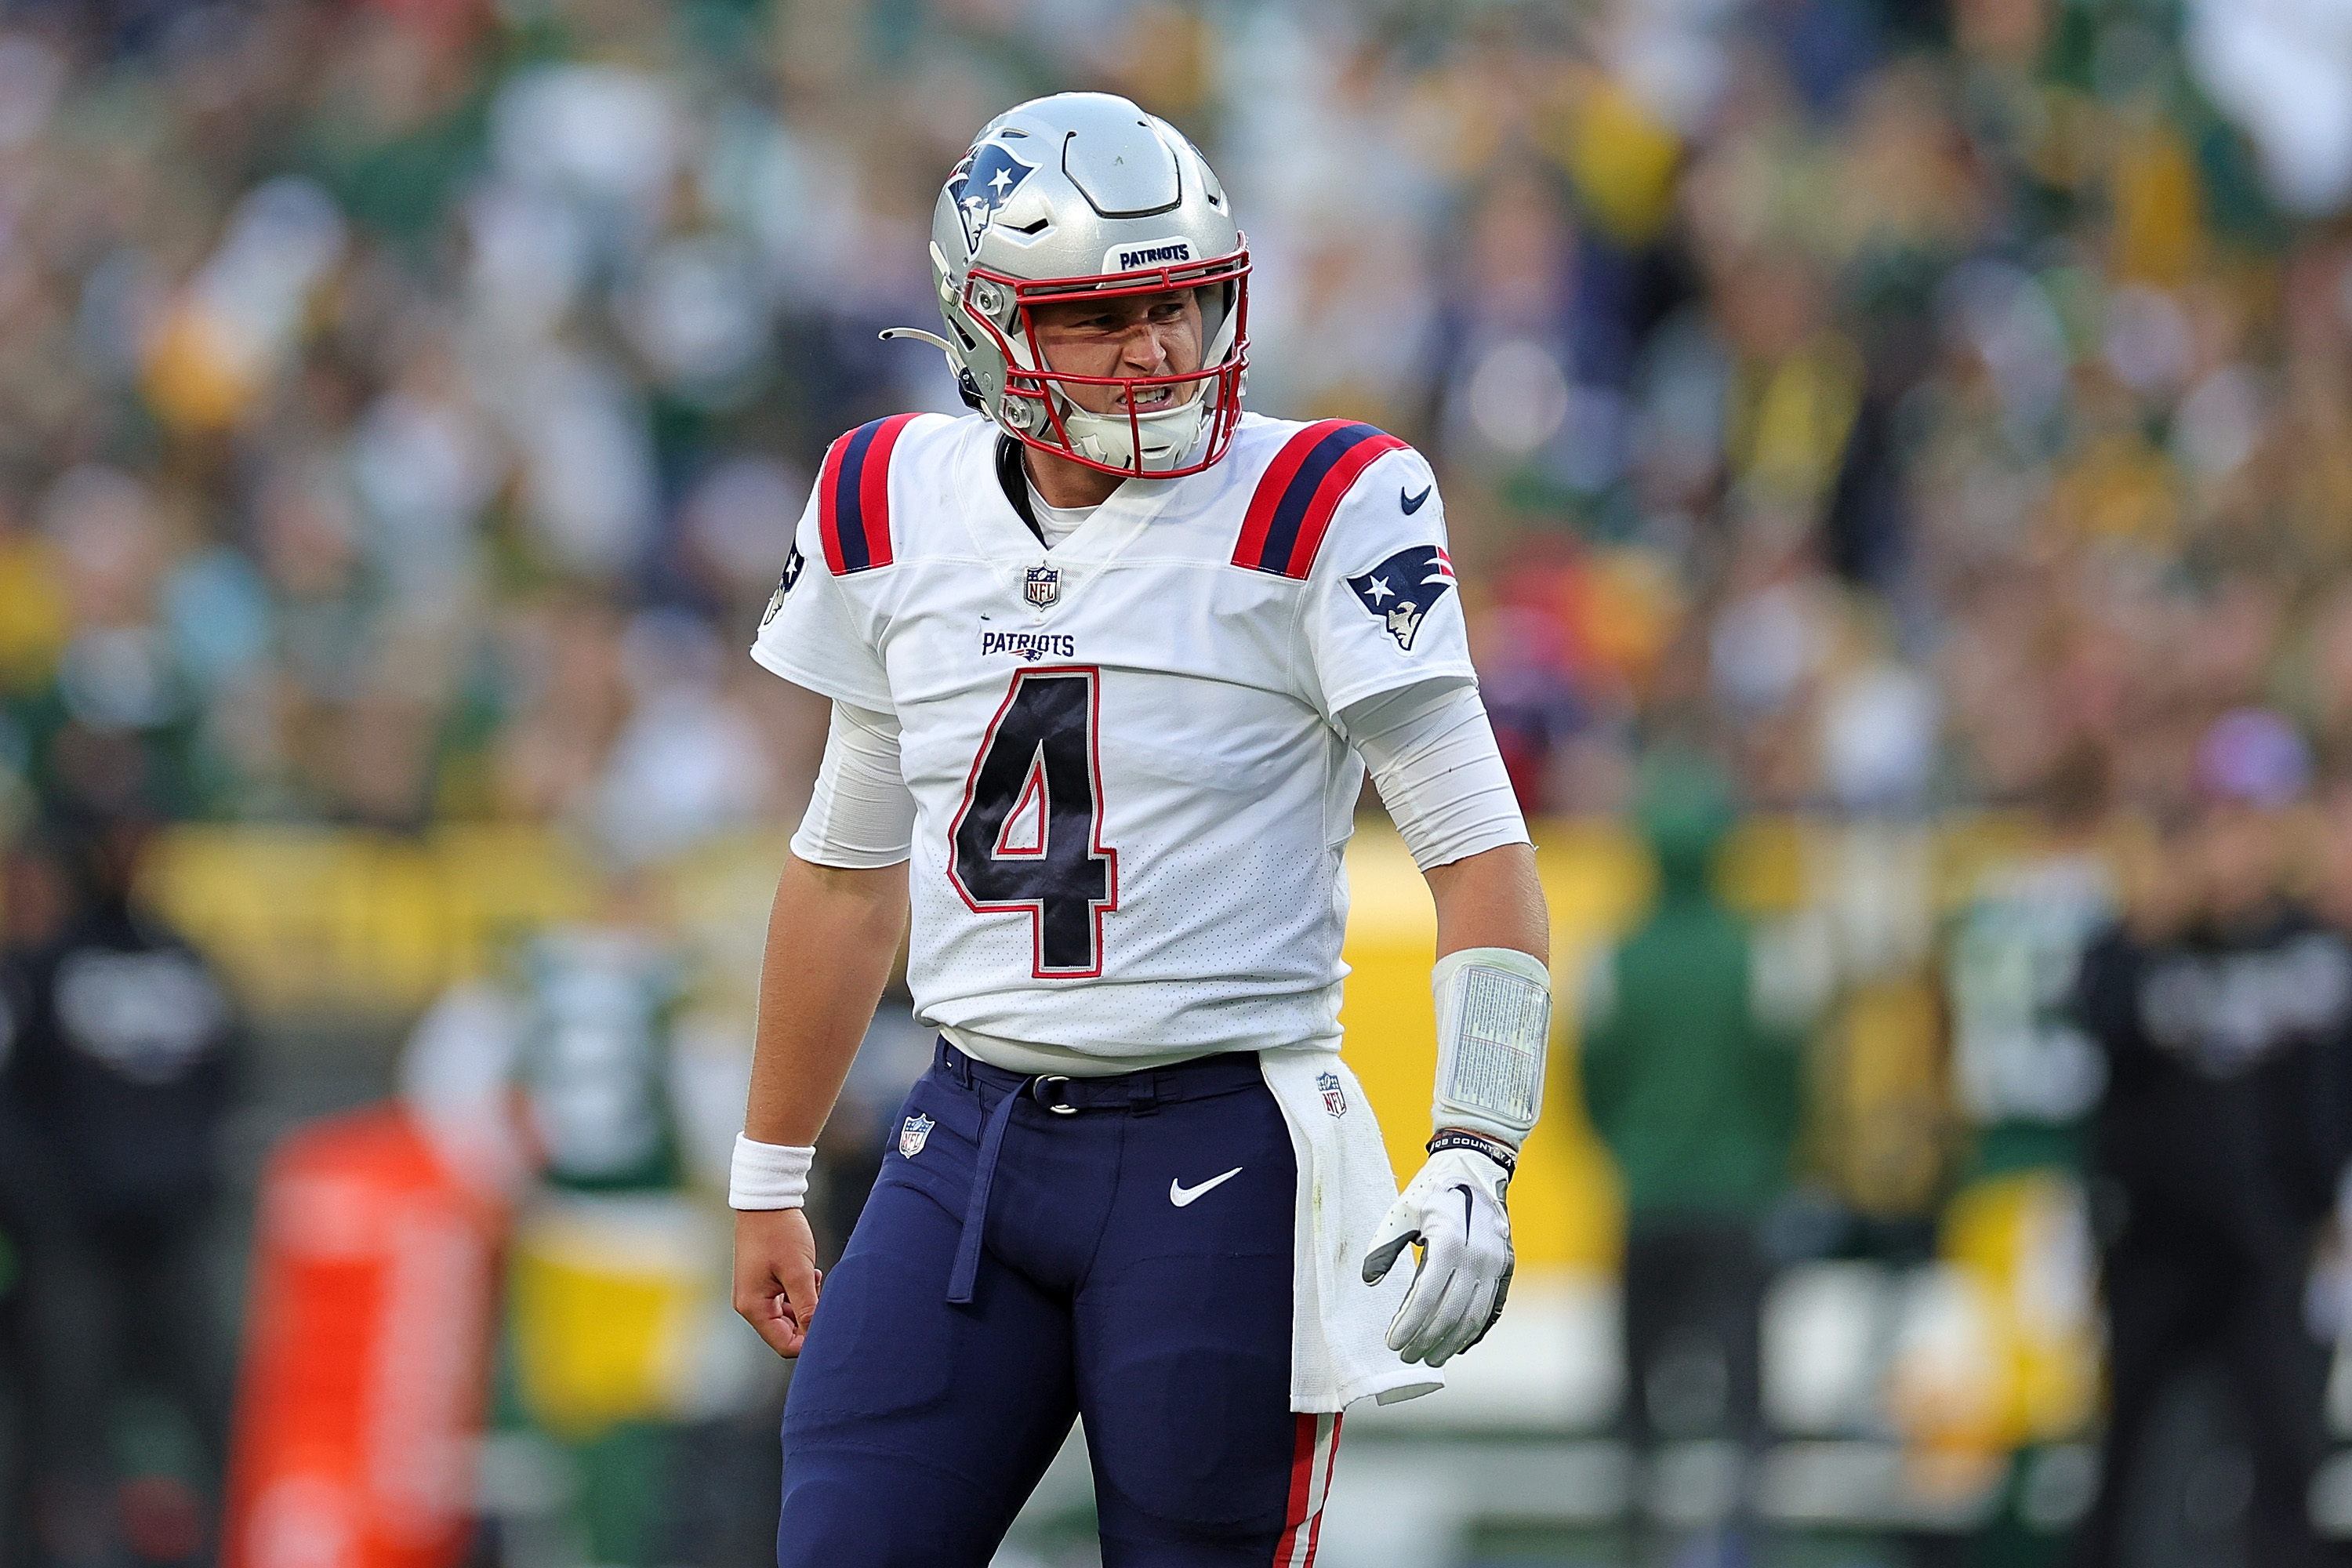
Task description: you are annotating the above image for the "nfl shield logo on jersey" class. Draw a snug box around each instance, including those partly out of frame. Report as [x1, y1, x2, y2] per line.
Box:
[1317, 1070, 1348, 1118]
[899, 1112, 935, 1158]
[1024, 565, 1061, 608]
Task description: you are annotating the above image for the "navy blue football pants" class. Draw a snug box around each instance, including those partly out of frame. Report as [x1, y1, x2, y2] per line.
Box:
[777, 1040, 1344, 1567]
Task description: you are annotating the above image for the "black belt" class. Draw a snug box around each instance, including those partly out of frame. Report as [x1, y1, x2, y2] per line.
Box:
[935, 1039, 1263, 1304]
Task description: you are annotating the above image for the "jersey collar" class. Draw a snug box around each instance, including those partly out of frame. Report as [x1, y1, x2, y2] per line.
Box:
[962, 423, 1175, 586]
[995, 434, 1044, 545]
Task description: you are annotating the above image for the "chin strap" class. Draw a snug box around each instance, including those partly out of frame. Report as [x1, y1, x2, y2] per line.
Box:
[890, 318, 1218, 475]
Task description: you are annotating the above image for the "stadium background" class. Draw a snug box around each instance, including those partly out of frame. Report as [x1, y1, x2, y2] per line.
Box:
[3, 0, 2352, 1563]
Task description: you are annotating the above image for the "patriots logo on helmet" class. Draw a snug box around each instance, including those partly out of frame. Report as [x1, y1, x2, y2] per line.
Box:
[949, 140, 1040, 254]
[900, 1112, 935, 1158]
[1317, 1069, 1348, 1118]
[762, 544, 806, 626]
[1348, 545, 1457, 652]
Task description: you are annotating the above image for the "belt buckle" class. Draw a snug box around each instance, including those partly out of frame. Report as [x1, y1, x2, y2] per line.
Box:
[1036, 1076, 1078, 1115]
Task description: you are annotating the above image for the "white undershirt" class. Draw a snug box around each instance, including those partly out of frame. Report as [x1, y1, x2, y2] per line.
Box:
[1025, 479, 1097, 547]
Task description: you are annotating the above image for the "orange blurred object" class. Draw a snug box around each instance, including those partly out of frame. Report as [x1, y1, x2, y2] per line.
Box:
[220, 1106, 503, 1568]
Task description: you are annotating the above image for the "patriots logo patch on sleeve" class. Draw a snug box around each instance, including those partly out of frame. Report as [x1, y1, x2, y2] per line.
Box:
[762, 543, 806, 626]
[1347, 545, 1457, 652]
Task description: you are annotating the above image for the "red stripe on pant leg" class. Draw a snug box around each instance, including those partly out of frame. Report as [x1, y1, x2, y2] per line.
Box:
[1272, 1413, 1318, 1566]
[1234, 420, 1348, 571]
[815, 431, 851, 575]
[855, 413, 916, 569]
[1286, 432, 1406, 579]
[1299, 1414, 1343, 1566]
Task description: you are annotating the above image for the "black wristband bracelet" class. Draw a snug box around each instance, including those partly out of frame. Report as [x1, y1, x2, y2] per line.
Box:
[1428, 1129, 1516, 1174]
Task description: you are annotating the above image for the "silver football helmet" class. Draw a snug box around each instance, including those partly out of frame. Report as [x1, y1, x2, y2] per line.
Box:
[890, 93, 1249, 479]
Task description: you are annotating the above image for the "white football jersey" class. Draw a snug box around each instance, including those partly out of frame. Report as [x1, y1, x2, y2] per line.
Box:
[752, 411, 1476, 1060]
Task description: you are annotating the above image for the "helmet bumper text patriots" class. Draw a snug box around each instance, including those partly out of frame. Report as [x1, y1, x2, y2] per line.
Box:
[1348, 546, 1457, 652]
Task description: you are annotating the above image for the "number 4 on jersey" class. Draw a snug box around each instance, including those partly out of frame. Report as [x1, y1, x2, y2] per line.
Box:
[949, 668, 1119, 978]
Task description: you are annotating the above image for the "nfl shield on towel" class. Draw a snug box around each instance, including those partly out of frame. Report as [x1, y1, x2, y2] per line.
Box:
[900, 1113, 935, 1158]
[1024, 565, 1060, 608]
[1316, 1070, 1347, 1117]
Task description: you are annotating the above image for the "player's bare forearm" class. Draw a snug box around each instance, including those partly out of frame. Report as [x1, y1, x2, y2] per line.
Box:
[735, 855, 905, 1359]
[1424, 842, 1548, 965]
[745, 854, 910, 1145]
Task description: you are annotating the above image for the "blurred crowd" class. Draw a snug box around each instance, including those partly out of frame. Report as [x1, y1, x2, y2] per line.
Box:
[2, 0, 2352, 1563]
[0, 0, 2347, 858]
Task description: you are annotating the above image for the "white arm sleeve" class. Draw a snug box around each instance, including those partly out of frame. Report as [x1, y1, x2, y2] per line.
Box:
[789, 702, 916, 868]
[1347, 684, 1530, 871]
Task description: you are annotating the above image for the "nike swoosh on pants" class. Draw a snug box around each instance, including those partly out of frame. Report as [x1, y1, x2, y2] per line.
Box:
[1169, 1167, 1244, 1207]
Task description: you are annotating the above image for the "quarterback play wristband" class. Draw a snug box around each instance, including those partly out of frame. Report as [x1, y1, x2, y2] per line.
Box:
[729, 1134, 816, 1210]
[1430, 946, 1552, 1145]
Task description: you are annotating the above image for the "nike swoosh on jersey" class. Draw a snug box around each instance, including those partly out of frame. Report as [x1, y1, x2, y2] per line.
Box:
[1169, 1167, 1245, 1207]
[1400, 485, 1432, 514]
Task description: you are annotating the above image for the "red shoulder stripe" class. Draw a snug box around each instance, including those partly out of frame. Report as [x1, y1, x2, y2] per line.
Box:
[1232, 420, 1342, 576]
[1233, 421, 1409, 579]
[816, 413, 920, 574]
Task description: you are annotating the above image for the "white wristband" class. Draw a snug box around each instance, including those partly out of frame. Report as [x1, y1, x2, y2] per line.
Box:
[1431, 946, 1552, 1148]
[729, 1134, 816, 1210]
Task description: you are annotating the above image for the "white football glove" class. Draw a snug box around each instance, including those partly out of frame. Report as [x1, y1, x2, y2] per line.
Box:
[1361, 1144, 1514, 1367]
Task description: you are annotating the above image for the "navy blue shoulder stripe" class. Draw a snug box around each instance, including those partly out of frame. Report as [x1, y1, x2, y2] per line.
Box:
[818, 414, 920, 574]
[1232, 420, 1410, 579]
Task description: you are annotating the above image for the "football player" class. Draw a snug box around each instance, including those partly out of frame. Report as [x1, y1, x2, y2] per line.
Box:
[733, 92, 1552, 1566]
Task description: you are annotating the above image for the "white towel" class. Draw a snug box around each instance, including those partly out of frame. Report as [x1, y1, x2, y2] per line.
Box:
[1259, 1047, 1446, 1413]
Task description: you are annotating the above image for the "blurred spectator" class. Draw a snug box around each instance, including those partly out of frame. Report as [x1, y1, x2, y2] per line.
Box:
[400, 904, 782, 1568]
[0, 827, 77, 1568]
[2071, 712, 2351, 1568]
[1580, 753, 1802, 1552]
[1945, 746, 2115, 1179]
[1, 787, 241, 1567]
